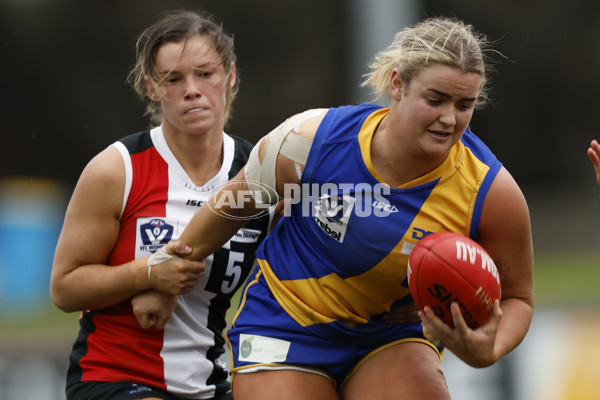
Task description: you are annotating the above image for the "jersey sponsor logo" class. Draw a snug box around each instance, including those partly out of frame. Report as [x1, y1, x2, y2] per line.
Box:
[314, 194, 354, 243]
[135, 217, 177, 257]
[231, 228, 262, 243]
[412, 227, 434, 240]
[401, 228, 435, 256]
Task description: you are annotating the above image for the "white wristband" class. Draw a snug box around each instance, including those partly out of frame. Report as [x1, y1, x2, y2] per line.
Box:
[147, 245, 176, 282]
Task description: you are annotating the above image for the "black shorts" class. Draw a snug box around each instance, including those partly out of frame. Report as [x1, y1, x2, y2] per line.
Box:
[66, 381, 233, 400]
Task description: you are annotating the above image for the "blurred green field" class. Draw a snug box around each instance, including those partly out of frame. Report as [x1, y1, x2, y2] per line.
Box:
[225, 250, 600, 324]
[533, 250, 600, 306]
[1, 250, 598, 349]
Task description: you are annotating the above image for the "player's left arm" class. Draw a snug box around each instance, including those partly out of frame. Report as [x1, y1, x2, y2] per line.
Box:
[420, 166, 534, 367]
[477, 166, 534, 362]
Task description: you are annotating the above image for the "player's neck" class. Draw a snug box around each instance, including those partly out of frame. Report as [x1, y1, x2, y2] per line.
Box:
[162, 125, 224, 186]
[371, 118, 439, 187]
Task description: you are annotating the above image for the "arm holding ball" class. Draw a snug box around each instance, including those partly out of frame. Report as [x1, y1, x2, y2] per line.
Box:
[419, 166, 534, 368]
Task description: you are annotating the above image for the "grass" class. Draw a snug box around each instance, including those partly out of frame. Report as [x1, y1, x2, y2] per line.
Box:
[0, 302, 79, 355]
[533, 250, 600, 306]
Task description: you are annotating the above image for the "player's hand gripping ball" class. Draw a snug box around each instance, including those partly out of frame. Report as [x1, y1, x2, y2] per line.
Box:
[408, 232, 501, 330]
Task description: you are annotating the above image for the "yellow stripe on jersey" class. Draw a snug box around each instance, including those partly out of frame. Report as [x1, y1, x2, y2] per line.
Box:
[401, 145, 492, 238]
[357, 108, 389, 183]
[259, 247, 412, 328]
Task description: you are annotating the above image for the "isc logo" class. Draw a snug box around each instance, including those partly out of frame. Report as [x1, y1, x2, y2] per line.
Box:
[372, 200, 399, 213]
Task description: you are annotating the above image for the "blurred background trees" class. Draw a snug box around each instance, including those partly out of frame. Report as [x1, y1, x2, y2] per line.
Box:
[0, 1, 598, 398]
[2, 0, 599, 193]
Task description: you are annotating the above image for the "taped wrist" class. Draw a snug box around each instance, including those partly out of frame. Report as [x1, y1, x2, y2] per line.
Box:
[147, 245, 175, 284]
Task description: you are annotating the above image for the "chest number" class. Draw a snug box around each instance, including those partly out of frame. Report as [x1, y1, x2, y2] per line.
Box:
[221, 251, 244, 294]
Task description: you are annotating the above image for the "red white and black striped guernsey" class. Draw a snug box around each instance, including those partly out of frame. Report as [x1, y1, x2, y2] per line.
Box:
[66, 126, 272, 399]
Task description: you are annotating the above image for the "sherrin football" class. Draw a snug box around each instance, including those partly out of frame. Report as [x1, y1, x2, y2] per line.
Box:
[407, 232, 501, 330]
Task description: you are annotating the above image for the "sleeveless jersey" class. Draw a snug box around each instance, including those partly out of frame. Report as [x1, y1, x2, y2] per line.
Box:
[66, 126, 272, 399]
[255, 103, 502, 335]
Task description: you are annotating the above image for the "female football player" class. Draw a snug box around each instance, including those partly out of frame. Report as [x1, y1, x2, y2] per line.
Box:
[51, 10, 275, 400]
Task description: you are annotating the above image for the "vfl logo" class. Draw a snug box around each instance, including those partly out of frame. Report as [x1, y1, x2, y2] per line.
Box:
[140, 219, 174, 248]
[314, 194, 355, 242]
[135, 217, 178, 257]
[141, 219, 173, 245]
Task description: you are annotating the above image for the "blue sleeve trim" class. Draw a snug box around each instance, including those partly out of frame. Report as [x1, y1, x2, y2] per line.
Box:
[469, 158, 502, 240]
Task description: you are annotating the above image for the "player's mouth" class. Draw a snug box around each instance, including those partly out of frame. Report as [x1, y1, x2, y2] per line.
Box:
[428, 130, 452, 138]
[185, 107, 206, 114]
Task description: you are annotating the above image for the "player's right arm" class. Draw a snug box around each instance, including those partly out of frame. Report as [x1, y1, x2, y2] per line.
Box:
[50, 146, 204, 312]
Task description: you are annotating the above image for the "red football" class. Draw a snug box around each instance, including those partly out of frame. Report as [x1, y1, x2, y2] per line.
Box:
[408, 232, 501, 329]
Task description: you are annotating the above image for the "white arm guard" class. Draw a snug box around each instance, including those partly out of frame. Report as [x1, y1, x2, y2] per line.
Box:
[244, 109, 323, 204]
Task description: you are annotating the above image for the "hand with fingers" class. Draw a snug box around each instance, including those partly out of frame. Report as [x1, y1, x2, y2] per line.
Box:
[132, 290, 179, 329]
[146, 241, 205, 295]
[419, 299, 503, 368]
[133, 240, 202, 329]
[588, 139, 600, 185]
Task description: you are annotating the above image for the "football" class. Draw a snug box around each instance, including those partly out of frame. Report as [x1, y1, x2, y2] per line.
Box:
[407, 232, 501, 330]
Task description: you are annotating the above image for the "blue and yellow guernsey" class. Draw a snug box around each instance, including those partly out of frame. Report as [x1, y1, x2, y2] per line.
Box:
[254, 103, 502, 331]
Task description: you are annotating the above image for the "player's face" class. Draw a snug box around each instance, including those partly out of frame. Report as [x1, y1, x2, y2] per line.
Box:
[149, 35, 234, 136]
[392, 64, 482, 160]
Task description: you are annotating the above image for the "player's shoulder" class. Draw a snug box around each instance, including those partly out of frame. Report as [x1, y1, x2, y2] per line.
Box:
[229, 134, 253, 153]
[116, 129, 153, 154]
[226, 133, 258, 179]
[227, 134, 254, 166]
[77, 145, 126, 195]
[486, 167, 525, 205]
[291, 108, 329, 141]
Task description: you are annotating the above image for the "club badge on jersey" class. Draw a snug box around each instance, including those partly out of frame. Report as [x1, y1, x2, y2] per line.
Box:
[135, 217, 177, 257]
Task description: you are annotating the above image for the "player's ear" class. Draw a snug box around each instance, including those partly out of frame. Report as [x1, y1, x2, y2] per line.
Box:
[145, 77, 159, 101]
[390, 68, 404, 101]
[228, 62, 237, 89]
